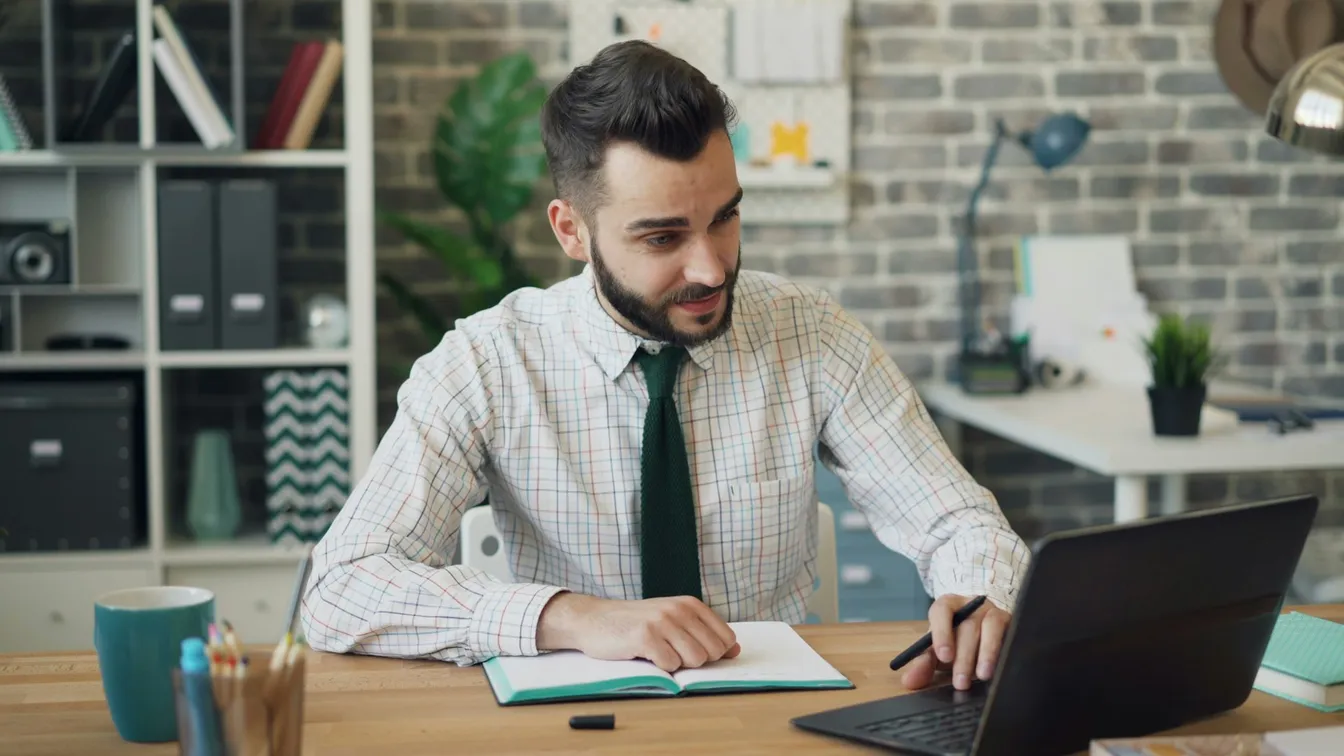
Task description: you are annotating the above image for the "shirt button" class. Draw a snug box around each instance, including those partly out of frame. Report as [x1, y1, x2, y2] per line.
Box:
[645, 343, 660, 355]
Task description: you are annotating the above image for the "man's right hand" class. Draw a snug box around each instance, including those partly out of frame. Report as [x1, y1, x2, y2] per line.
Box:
[536, 592, 740, 672]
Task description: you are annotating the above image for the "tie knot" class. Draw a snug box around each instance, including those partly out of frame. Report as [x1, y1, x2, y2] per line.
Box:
[635, 346, 686, 399]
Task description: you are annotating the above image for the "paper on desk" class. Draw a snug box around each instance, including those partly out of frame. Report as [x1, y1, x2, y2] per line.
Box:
[1264, 725, 1344, 755]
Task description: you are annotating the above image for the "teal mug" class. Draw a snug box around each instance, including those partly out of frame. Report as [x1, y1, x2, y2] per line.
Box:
[94, 586, 215, 742]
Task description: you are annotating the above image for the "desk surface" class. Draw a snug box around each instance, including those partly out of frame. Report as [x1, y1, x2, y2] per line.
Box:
[919, 381, 1344, 476]
[4, 606, 1344, 755]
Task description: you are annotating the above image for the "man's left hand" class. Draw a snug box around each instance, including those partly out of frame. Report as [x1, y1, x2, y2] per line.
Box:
[900, 594, 1011, 692]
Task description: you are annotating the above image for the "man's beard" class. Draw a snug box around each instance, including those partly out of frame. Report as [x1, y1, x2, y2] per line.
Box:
[589, 235, 739, 348]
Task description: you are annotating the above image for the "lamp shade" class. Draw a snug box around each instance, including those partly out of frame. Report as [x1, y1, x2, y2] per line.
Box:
[1022, 113, 1091, 171]
[1265, 42, 1344, 156]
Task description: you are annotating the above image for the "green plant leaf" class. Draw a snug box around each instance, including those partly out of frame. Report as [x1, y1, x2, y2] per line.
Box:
[379, 210, 505, 289]
[378, 272, 447, 346]
[434, 51, 548, 232]
[1143, 312, 1223, 389]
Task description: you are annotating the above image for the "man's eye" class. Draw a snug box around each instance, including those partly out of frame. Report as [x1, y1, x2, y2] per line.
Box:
[717, 208, 740, 223]
[647, 234, 675, 247]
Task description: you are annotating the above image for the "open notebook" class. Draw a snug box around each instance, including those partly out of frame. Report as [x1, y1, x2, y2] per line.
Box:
[483, 621, 854, 705]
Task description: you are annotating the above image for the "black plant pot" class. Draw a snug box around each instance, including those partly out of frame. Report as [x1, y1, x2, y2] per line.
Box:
[1147, 384, 1206, 436]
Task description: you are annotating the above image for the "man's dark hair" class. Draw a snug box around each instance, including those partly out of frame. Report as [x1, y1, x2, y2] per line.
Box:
[540, 40, 737, 221]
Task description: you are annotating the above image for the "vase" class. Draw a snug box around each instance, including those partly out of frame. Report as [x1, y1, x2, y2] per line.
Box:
[1147, 384, 1206, 437]
[186, 429, 242, 540]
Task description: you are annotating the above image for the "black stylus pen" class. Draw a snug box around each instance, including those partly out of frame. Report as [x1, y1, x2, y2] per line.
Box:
[889, 595, 988, 671]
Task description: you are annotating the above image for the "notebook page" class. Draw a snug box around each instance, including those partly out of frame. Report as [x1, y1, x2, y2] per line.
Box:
[490, 650, 671, 692]
[670, 621, 847, 687]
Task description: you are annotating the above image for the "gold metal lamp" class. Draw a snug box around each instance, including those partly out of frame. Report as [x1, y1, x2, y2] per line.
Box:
[1265, 43, 1344, 155]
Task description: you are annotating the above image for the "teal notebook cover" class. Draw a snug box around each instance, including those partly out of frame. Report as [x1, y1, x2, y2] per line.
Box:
[1253, 611, 1344, 712]
[482, 621, 854, 706]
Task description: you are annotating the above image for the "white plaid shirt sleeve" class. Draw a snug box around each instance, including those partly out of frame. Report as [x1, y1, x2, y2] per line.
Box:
[300, 328, 566, 666]
[811, 289, 1028, 613]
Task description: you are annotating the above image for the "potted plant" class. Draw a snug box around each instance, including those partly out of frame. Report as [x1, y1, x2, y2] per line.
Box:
[1142, 313, 1224, 436]
[377, 51, 548, 360]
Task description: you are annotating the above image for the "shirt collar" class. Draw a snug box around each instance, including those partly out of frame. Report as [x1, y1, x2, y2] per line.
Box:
[572, 265, 717, 381]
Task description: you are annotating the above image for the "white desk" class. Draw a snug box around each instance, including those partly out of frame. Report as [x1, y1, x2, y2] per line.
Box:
[918, 381, 1344, 523]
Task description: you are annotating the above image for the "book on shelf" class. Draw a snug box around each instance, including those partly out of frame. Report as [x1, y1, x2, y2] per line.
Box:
[63, 29, 136, 143]
[482, 621, 853, 706]
[151, 4, 234, 148]
[1252, 611, 1344, 712]
[253, 39, 343, 150]
[0, 73, 33, 152]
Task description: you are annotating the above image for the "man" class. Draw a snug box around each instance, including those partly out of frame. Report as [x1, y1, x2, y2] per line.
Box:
[301, 40, 1030, 694]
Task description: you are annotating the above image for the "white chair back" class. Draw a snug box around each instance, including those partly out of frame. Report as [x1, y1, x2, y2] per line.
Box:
[459, 501, 841, 624]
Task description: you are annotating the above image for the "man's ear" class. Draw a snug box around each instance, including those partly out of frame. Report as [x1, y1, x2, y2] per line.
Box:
[548, 199, 589, 264]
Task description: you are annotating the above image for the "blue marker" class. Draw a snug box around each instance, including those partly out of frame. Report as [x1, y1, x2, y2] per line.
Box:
[179, 637, 224, 756]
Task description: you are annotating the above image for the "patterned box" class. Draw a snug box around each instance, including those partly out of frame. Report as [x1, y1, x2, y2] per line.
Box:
[263, 369, 350, 544]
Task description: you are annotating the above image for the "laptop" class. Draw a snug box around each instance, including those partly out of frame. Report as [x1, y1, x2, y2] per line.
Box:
[791, 494, 1320, 756]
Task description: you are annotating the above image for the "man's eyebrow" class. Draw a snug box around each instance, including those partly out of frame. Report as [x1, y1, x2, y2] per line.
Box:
[622, 187, 745, 233]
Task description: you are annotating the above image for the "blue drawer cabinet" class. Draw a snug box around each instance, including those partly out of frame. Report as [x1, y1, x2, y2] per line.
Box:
[816, 458, 932, 623]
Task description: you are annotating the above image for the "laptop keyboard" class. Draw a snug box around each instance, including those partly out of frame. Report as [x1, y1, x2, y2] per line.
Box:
[857, 697, 985, 752]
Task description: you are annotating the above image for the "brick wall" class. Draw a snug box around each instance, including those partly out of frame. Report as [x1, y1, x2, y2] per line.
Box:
[371, 0, 1343, 536]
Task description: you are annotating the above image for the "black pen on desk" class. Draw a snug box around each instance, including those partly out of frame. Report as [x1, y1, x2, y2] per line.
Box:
[889, 595, 987, 671]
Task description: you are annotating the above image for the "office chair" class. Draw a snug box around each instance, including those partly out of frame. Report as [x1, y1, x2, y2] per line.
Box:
[459, 501, 840, 624]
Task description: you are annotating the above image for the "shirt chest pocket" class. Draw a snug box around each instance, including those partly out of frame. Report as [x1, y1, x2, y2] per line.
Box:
[711, 474, 814, 587]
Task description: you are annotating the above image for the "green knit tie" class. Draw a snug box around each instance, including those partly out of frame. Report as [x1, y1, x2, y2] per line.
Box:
[635, 346, 703, 601]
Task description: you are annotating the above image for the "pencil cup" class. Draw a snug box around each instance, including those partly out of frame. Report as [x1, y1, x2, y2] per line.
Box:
[171, 657, 306, 756]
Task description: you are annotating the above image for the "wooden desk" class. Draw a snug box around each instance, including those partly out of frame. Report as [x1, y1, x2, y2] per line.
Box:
[4, 606, 1343, 755]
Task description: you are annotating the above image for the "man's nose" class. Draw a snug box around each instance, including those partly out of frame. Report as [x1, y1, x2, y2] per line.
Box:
[681, 239, 726, 288]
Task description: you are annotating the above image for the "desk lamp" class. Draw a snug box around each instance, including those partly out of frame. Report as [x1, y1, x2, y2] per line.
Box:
[957, 112, 1091, 395]
[1265, 43, 1344, 155]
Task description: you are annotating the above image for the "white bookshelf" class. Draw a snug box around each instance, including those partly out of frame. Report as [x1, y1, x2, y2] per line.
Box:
[0, 0, 376, 652]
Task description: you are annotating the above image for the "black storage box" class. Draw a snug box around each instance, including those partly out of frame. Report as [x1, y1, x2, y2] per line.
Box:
[0, 378, 146, 551]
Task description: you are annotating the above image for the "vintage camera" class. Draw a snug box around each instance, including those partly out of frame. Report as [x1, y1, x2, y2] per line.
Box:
[0, 220, 72, 286]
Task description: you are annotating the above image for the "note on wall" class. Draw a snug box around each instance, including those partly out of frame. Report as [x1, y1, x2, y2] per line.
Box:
[732, 0, 847, 84]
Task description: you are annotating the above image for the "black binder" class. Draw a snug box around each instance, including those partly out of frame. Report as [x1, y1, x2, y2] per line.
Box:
[217, 179, 278, 349]
[157, 181, 218, 350]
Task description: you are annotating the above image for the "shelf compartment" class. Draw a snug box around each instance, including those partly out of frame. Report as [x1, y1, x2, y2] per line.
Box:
[16, 290, 142, 352]
[242, 1, 346, 152]
[150, 0, 243, 151]
[156, 165, 348, 351]
[162, 365, 349, 551]
[0, 168, 72, 221]
[0, 370, 149, 555]
[73, 167, 143, 288]
[47, 0, 141, 148]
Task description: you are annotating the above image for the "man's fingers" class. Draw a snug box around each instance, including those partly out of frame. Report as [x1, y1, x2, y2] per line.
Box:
[724, 642, 741, 658]
[900, 648, 938, 690]
[684, 615, 732, 663]
[687, 599, 737, 654]
[952, 611, 980, 690]
[927, 597, 956, 664]
[662, 623, 712, 669]
[644, 637, 682, 672]
[977, 609, 1007, 680]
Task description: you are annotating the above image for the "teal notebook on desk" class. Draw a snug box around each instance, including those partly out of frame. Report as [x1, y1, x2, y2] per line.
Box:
[1253, 611, 1344, 712]
[482, 621, 854, 705]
